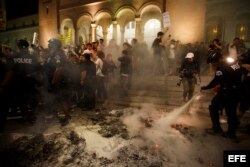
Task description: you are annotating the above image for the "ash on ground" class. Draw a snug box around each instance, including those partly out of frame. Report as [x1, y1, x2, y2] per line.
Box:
[0, 131, 163, 167]
[0, 105, 249, 167]
[0, 108, 164, 167]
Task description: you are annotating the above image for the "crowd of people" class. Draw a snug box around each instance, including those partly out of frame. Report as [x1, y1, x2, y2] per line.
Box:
[0, 37, 150, 129]
[0, 33, 249, 141]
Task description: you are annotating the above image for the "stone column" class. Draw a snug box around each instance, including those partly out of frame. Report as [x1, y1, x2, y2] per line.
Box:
[103, 28, 108, 43]
[112, 20, 117, 41]
[135, 17, 142, 42]
[91, 22, 97, 42]
[120, 28, 125, 45]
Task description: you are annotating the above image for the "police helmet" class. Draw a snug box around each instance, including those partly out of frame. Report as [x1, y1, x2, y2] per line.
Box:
[48, 38, 62, 49]
[17, 39, 29, 49]
[207, 51, 222, 64]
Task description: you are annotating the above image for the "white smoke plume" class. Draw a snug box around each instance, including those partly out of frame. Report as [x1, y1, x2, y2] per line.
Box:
[121, 94, 242, 166]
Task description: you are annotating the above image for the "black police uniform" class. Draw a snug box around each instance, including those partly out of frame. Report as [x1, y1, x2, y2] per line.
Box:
[239, 70, 250, 114]
[12, 47, 39, 122]
[237, 49, 250, 132]
[44, 46, 72, 126]
[238, 50, 250, 117]
[239, 69, 250, 132]
[202, 61, 243, 137]
[0, 52, 14, 131]
[44, 49, 71, 103]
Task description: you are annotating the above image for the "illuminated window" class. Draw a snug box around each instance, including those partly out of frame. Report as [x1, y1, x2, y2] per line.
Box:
[235, 13, 250, 42]
[205, 16, 223, 43]
[205, 24, 223, 43]
[236, 24, 250, 42]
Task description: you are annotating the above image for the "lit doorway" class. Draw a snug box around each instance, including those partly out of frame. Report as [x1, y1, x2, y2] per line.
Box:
[107, 24, 121, 45]
[144, 19, 161, 46]
[96, 25, 103, 40]
[124, 21, 135, 44]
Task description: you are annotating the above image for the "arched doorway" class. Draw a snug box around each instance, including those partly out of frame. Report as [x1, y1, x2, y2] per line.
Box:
[124, 21, 136, 44]
[60, 19, 75, 46]
[144, 19, 161, 46]
[106, 24, 121, 45]
[96, 25, 103, 40]
[77, 15, 92, 45]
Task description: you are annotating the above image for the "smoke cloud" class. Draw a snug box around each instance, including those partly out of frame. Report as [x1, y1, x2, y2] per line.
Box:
[121, 94, 241, 166]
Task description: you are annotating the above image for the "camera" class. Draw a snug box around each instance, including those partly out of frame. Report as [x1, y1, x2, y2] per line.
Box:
[177, 69, 185, 86]
[177, 77, 183, 86]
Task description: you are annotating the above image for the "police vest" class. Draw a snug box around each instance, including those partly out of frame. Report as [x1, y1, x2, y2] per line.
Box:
[13, 51, 38, 78]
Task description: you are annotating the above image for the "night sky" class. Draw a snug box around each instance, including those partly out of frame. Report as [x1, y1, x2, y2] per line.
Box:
[5, 0, 38, 20]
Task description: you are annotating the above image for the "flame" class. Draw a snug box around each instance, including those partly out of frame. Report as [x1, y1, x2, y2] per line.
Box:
[153, 143, 160, 150]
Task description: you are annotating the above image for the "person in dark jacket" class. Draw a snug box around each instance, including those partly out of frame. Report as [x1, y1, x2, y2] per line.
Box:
[152, 31, 165, 75]
[118, 50, 132, 96]
[80, 53, 96, 110]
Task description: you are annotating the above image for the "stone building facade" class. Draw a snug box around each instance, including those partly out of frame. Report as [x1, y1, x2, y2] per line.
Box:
[39, 0, 206, 47]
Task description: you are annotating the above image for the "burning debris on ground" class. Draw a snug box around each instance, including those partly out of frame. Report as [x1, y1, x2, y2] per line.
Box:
[170, 124, 195, 141]
[0, 131, 87, 167]
[116, 146, 163, 167]
[0, 131, 164, 167]
[85, 109, 129, 139]
[0, 103, 249, 167]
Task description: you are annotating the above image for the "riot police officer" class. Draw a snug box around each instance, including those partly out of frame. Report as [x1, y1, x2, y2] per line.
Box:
[12, 39, 39, 123]
[0, 45, 14, 131]
[238, 49, 250, 132]
[44, 38, 71, 126]
[201, 51, 243, 141]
